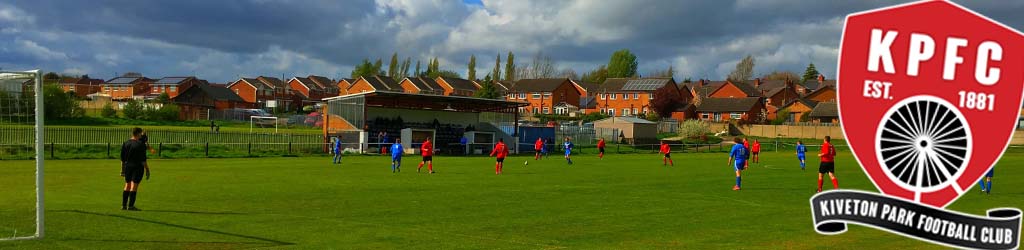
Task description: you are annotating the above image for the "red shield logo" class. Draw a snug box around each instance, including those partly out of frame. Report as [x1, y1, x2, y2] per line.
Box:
[838, 1, 1024, 207]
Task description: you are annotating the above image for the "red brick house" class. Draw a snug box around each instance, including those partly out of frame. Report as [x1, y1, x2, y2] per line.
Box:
[59, 77, 104, 97]
[346, 75, 401, 94]
[591, 77, 679, 117]
[708, 80, 760, 98]
[435, 76, 479, 96]
[308, 75, 338, 98]
[173, 82, 252, 120]
[288, 76, 327, 100]
[149, 76, 201, 99]
[504, 78, 581, 115]
[336, 78, 355, 95]
[103, 76, 155, 100]
[398, 77, 444, 95]
[805, 84, 837, 103]
[776, 99, 818, 122]
[227, 76, 292, 110]
[695, 97, 764, 123]
[808, 102, 839, 123]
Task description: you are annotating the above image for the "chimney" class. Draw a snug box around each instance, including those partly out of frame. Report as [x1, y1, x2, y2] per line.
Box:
[698, 79, 705, 88]
[817, 74, 825, 83]
[753, 78, 761, 87]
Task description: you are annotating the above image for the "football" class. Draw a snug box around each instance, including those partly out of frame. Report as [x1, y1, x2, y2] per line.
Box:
[524, 161, 529, 165]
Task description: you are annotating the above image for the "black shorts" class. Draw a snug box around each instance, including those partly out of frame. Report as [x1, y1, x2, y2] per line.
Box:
[599, 148, 605, 153]
[496, 157, 505, 163]
[422, 156, 432, 162]
[819, 162, 835, 174]
[124, 166, 145, 183]
[664, 153, 671, 158]
[752, 152, 759, 156]
[536, 149, 542, 154]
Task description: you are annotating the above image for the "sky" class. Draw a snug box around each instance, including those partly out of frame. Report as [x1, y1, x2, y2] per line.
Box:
[1, 0, 1023, 83]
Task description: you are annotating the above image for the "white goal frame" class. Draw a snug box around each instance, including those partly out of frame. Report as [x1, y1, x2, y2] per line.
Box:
[250, 116, 279, 133]
[0, 70, 45, 240]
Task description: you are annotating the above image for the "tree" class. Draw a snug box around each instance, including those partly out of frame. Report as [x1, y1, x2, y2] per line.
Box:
[802, 63, 820, 83]
[559, 68, 578, 80]
[492, 55, 502, 82]
[400, 57, 411, 79]
[473, 74, 502, 99]
[504, 51, 516, 81]
[415, 60, 422, 76]
[122, 99, 145, 120]
[467, 55, 477, 80]
[607, 49, 638, 78]
[683, 77, 692, 83]
[649, 85, 683, 118]
[727, 55, 756, 82]
[581, 65, 609, 84]
[387, 52, 399, 78]
[523, 51, 556, 78]
[101, 102, 117, 118]
[762, 71, 800, 81]
[373, 58, 384, 75]
[42, 84, 84, 119]
[43, 72, 60, 80]
[155, 92, 170, 104]
[427, 70, 461, 79]
[350, 59, 379, 78]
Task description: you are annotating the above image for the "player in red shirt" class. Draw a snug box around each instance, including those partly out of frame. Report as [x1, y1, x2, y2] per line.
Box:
[816, 136, 839, 192]
[534, 137, 544, 160]
[742, 138, 750, 168]
[751, 139, 761, 164]
[660, 141, 673, 166]
[597, 138, 606, 159]
[417, 137, 435, 174]
[489, 138, 509, 175]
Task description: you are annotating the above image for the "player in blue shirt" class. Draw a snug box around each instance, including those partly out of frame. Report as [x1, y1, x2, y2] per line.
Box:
[795, 140, 807, 170]
[728, 137, 748, 191]
[978, 167, 994, 194]
[541, 138, 550, 158]
[563, 137, 574, 165]
[332, 137, 343, 164]
[390, 138, 404, 173]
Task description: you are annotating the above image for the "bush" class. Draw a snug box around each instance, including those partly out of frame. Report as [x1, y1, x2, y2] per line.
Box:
[42, 84, 84, 119]
[679, 120, 710, 139]
[122, 99, 145, 119]
[156, 103, 180, 121]
[772, 109, 790, 125]
[101, 103, 117, 118]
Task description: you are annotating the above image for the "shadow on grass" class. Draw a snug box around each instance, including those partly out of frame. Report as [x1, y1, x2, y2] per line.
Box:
[51, 210, 294, 247]
[141, 210, 248, 215]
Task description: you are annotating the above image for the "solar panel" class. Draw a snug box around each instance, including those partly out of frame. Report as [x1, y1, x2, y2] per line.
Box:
[108, 77, 139, 84]
[622, 79, 667, 91]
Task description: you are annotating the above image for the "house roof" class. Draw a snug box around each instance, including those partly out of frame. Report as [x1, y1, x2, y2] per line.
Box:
[570, 79, 600, 94]
[599, 78, 631, 92]
[174, 82, 245, 103]
[257, 76, 288, 89]
[752, 79, 788, 92]
[154, 77, 194, 85]
[403, 77, 443, 92]
[292, 77, 324, 91]
[509, 78, 570, 92]
[594, 116, 657, 124]
[438, 77, 479, 91]
[107, 77, 142, 85]
[240, 78, 265, 88]
[59, 77, 81, 84]
[580, 96, 598, 109]
[696, 97, 762, 112]
[362, 75, 401, 91]
[779, 98, 819, 110]
[802, 79, 836, 91]
[494, 80, 513, 91]
[804, 84, 836, 98]
[808, 102, 838, 118]
[307, 75, 335, 90]
[717, 80, 760, 97]
[622, 78, 674, 91]
[683, 80, 726, 97]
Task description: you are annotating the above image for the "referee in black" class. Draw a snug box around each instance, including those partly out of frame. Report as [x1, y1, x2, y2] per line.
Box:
[120, 127, 150, 211]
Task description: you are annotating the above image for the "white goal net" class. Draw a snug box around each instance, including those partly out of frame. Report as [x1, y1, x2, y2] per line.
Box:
[0, 70, 44, 240]
[250, 116, 279, 134]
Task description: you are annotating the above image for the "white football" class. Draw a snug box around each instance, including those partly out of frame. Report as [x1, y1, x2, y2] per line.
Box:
[524, 161, 529, 165]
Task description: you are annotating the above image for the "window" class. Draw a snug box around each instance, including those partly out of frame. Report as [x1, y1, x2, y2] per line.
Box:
[714, 113, 722, 121]
[601, 108, 606, 114]
[532, 93, 541, 99]
[633, 93, 639, 99]
[104, 86, 109, 91]
[519, 93, 526, 99]
[170, 86, 176, 92]
[533, 107, 539, 113]
[701, 113, 710, 120]
[633, 108, 638, 115]
[600, 94, 606, 100]
[235, 89, 239, 94]
[543, 107, 550, 114]
[608, 109, 616, 116]
[68, 85, 75, 91]
[642, 108, 648, 114]
[152, 88, 159, 93]
[610, 94, 617, 100]
[731, 113, 743, 120]
[544, 93, 551, 99]
[622, 108, 630, 116]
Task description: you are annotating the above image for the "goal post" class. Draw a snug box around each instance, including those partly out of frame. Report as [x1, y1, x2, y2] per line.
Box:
[250, 116, 279, 134]
[0, 70, 44, 240]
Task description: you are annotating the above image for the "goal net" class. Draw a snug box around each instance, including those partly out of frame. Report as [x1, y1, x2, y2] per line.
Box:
[0, 70, 44, 240]
[250, 116, 279, 134]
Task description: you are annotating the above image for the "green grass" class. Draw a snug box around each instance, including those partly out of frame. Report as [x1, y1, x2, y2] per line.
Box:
[0, 151, 1020, 249]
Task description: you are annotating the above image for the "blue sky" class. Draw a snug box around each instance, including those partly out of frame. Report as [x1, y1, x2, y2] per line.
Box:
[1, 0, 1022, 83]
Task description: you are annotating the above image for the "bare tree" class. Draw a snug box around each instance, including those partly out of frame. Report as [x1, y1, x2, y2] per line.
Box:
[727, 55, 755, 82]
[558, 68, 579, 80]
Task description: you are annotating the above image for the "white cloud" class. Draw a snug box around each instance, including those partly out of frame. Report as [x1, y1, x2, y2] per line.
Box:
[17, 39, 67, 61]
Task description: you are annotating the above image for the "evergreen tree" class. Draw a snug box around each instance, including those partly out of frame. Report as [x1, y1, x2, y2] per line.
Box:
[387, 52, 398, 78]
[415, 60, 422, 76]
[467, 55, 477, 80]
[473, 74, 501, 99]
[493, 55, 502, 82]
[505, 51, 516, 81]
[802, 63, 820, 83]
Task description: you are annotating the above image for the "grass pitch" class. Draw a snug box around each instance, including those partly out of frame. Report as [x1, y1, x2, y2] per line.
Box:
[0, 151, 1020, 249]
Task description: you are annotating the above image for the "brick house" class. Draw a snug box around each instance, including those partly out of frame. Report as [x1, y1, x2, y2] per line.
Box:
[150, 76, 201, 99]
[804, 84, 837, 103]
[103, 76, 155, 100]
[801, 74, 836, 94]
[808, 102, 839, 123]
[336, 78, 355, 96]
[682, 80, 726, 106]
[504, 78, 581, 115]
[435, 76, 480, 96]
[227, 76, 292, 110]
[695, 97, 764, 123]
[346, 75, 401, 93]
[58, 77, 104, 97]
[708, 80, 760, 98]
[308, 75, 338, 98]
[288, 76, 327, 100]
[398, 77, 444, 95]
[776, 99, 818, 122]
[172, 82, 252, 120]
[592, 77, 679, 117]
